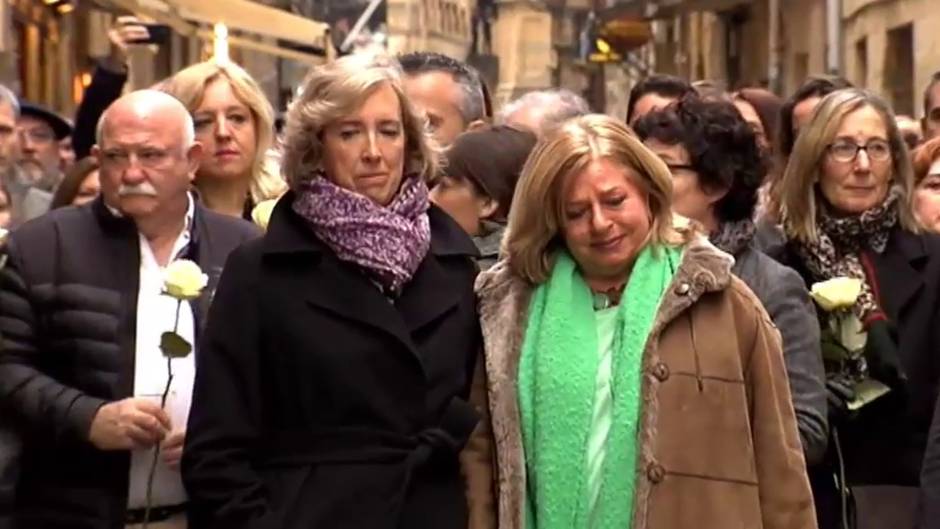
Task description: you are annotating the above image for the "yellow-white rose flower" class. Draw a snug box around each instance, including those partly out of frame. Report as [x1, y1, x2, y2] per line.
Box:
[810, 277, 862, 311]
[251, 199, 278, 231]
[163, 259, 209, 300]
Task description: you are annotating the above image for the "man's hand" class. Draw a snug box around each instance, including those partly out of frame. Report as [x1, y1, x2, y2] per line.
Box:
[107, 16, 152, 66]
[161, 430, 186, 470]
[88, 398, 171, 451]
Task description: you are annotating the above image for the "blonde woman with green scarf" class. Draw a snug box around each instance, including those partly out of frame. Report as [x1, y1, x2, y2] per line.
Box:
[465, 114, 817, 529]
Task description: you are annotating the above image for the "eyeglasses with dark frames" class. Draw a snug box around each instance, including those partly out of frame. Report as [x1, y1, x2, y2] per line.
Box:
[826, 139, 892, 163]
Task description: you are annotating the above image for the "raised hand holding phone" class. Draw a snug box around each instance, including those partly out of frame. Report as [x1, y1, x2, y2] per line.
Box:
[107, 16, 163, 67]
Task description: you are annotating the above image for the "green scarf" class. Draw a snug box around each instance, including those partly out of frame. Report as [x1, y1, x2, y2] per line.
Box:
[518, 244, 682, 529]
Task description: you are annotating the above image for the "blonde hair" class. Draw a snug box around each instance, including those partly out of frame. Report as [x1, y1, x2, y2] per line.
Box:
[505, 113, 687, 284]
[280, 53, 438, 189]
[780, 88, 920, 243]
[161, 60, 286, 204]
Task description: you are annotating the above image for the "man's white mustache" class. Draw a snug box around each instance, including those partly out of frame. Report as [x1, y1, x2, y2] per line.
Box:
[118, 182, 157, 197]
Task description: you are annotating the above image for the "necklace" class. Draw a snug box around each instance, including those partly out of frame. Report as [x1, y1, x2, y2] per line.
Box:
[591, 285, 624, 310]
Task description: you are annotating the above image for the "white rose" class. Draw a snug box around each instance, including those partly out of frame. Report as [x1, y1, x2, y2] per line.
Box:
[163, 259, 209, 300]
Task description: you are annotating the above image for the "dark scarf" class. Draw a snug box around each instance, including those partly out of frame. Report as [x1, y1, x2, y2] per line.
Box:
[794, 189, 899, 322]
[292, 175, 431, 294]
[709, 218, 757, 256]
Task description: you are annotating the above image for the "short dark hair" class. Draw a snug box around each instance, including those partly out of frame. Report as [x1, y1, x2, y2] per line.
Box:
[633, 96, 767, 223]
[398, 52, 486, 124]
[778, 75, 853, 159]
[733, 87, 783, 147]
[442, 125, 537, 220]
[626, 74, 695, 124]
[923, 71, 940, 117]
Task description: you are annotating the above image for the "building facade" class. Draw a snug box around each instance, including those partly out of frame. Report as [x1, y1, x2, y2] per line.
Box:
[646, 0, 940, 117]
[842, 0, 940, 117]
[0, 0, 332, 116]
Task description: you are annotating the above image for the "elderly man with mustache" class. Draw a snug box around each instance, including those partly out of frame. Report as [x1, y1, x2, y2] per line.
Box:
[0, 89, 259, 529]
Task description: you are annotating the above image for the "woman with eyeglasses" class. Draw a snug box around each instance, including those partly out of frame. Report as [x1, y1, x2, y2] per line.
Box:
[757, 76, 853, 255]
[777, 88, 940, 529]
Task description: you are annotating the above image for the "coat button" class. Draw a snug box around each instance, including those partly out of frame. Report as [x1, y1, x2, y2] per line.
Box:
[652, 362, 670, 381]
[675, 282, 691, 296]
[647, 463, 666, 484]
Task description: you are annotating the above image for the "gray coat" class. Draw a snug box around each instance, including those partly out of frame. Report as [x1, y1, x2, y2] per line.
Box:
[732, 242, 829, 465]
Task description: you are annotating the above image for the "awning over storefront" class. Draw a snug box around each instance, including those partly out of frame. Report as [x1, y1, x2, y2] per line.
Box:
[604, 0, 751, 19]
[100, 0, 331, 64]
[644, 0, 752, 18]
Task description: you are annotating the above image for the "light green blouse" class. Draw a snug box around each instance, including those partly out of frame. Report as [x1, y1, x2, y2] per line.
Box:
[586, 306, 618, 526]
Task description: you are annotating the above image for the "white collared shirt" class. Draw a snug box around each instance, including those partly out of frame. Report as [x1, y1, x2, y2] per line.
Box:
[127, 195, 197, 509]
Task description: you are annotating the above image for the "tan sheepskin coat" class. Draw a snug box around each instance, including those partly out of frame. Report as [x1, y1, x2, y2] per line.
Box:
[460, 236, 817, 529]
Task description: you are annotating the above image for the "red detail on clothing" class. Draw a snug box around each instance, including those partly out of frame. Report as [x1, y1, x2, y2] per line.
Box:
[860, 251, 887, 329]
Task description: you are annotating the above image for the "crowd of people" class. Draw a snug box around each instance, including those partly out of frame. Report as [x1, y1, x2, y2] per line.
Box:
[2, 14, 940, 529]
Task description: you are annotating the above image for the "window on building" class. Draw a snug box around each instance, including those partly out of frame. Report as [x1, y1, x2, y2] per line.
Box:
[443, 2, 452, 33]
[724, 11, 744, 88]
[883, 22, 914, 116]
[430, 0, 440, 30]
[855, 37, 868, 87]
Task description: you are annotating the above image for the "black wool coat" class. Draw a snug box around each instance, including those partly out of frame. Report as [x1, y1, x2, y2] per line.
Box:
[774, 226, 940, 528]
[182, 193, 483, 529]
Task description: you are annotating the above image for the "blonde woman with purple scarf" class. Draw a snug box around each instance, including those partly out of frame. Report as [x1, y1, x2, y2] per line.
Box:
[181, 54, 490, 529]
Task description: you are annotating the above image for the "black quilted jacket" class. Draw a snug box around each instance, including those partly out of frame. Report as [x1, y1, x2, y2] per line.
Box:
[0, 196, 259, 529]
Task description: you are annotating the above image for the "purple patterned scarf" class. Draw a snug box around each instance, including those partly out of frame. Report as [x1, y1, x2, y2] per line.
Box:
[292, 175, 431, 294]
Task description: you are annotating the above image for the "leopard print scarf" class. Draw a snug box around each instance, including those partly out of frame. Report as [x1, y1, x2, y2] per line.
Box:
[794, 189, 899, 322]
[710, 218, 757, 257]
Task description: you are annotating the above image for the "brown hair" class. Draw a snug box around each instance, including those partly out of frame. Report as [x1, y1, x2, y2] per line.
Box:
[912, 136, 940, 186]
[733, 88, 783, 148]
[442, 125, 536, 220]
[505, 114, 688, 284]
[51, 156, 99, 209]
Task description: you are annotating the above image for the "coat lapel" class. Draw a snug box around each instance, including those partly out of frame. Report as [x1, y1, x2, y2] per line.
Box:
[867, 228, 926, 320]
[396, 255, 462, 333]
[303, 254, 419, 357]
[630, 236, 733, 529]
[187, 203, 224, 337]
[396, 207, 478, 334]
[476, 262, 531, 529]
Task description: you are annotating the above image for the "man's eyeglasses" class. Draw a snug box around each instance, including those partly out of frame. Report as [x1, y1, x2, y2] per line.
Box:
[827, 139, 892, 163]
[17, 127, 56, 145]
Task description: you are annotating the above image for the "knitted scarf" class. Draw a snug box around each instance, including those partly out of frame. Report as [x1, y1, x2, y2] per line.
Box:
[794, 189, 899, 322]
[518, 244, 682, 529]
[292, 175, 431, 294]
[710, 218, 757, 257]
